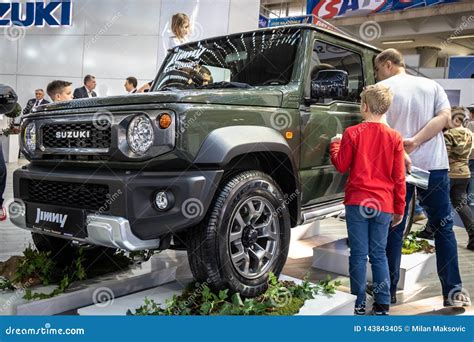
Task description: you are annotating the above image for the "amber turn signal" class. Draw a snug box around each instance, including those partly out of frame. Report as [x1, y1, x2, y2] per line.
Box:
[158, 113, 172, 129]
[285, 131, 293, 139]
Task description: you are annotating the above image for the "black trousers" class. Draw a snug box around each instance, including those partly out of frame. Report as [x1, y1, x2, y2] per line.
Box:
[450, 177, 474, 238]
[0, 142, 5, 206]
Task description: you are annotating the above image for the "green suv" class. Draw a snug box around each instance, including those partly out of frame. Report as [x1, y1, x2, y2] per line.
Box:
[10, 24, 392, 296]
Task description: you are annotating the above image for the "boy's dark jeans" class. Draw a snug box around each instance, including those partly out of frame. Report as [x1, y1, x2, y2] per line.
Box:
[0, 143, 5, 207]
[386, 169, 462, 297]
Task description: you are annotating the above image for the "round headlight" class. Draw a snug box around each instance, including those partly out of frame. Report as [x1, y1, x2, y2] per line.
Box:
[24, 122, 36, 152]
[127, 115, 154, 155]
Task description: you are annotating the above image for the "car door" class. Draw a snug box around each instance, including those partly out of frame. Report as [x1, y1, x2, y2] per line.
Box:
[300, 39, 365, 207]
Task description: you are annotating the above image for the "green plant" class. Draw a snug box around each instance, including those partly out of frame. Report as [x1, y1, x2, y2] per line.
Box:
[402, 232, 435, 255]
[5, 103, 21, 119]
[128, 273, 342, 316]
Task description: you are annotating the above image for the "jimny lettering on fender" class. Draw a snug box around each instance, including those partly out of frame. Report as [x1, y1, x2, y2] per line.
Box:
[0, 1, 72, 27]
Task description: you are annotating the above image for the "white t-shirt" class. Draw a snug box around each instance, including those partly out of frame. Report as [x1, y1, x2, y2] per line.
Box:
[379, 73, 450, 171]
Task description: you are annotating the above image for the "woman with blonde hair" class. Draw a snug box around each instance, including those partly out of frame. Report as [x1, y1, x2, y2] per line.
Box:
[169, 13, 190, 48]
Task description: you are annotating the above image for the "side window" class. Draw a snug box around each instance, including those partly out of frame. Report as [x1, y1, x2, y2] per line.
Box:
[312, 41, 364, 103]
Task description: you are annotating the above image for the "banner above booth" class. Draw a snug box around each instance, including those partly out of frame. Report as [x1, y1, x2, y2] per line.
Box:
[307, 0, 459, 19]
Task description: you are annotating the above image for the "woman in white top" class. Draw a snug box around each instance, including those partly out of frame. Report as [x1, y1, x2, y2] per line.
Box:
[168, 12, 190, 48]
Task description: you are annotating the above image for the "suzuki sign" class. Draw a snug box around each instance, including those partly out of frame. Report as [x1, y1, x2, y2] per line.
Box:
[0, 1, 72, 27]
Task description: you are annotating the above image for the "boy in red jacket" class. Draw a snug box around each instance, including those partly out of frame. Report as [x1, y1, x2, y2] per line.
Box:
[330, 84, 406, 315]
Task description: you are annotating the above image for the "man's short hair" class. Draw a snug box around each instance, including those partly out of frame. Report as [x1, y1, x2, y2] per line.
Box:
[360, 84, 393, 115]
[47, 80, 72, 99]
[375, 48, 406, 68]
[35, 89, 44, 93]
[126, 76, 138, 88]
[84, 74, 95, 85]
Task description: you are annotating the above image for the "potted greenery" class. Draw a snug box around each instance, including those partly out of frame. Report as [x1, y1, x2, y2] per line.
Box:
[1, 103, 21, 163]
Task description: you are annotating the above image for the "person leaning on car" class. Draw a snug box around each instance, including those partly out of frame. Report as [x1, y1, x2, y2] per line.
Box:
[375, 48, 470, 308]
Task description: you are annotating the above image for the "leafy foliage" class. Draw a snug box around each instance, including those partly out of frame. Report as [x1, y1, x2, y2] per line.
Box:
[128, 273, 342, 316]
[402, 232, 435, 255]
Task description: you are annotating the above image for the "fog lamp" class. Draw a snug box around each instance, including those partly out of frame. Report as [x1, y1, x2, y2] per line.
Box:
[154, 190, 174, 211]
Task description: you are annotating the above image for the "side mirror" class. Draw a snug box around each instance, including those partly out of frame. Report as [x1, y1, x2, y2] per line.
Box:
[311, 70, 349, 102]
[0, 84, 18, 115]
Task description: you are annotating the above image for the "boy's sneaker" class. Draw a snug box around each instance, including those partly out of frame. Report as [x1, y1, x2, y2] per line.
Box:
[354, 304, 366, 316]
[443, 293, 471, 307]
[372, 303, 389, 315]
[0, 207, 6, 221]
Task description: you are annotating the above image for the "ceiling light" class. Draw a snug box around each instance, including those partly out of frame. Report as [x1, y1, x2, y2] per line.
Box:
[381, 39, 415, 45]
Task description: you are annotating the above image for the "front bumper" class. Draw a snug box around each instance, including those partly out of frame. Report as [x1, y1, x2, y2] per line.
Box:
[10, 165, 223, 250]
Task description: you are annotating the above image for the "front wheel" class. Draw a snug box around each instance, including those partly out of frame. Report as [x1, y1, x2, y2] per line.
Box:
[187, 170, 291, 297]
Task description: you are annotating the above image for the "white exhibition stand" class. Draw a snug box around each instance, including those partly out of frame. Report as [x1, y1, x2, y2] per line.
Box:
[0, 134, 19, 163]
[79, 274, 356, 316]
[291, 221, 321, 241]
[0, 258, 177, 315]
[312, 238, 436, 290]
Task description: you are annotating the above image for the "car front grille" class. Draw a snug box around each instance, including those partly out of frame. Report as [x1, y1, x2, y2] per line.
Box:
[26, 180, 110, 211]
[41, 122, 111, 149]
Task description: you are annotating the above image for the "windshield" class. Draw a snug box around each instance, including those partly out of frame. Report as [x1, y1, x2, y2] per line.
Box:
[153, 28, 301, 91]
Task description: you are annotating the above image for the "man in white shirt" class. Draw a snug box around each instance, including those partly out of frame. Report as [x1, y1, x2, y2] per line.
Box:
[375, 48, 469, 308]
[73, 75, 97, 99]
[124, 76, 138, 94]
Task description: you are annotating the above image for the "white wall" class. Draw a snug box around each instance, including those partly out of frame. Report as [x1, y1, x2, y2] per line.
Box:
[0, 0, 258, 110]
[435, 79, 474, 107]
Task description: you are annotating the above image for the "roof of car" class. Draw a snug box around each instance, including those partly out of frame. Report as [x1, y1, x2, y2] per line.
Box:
[175, 24, 382, 54]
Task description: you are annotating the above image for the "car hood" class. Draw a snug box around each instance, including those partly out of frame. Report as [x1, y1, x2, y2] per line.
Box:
[33, 88, 283, 113]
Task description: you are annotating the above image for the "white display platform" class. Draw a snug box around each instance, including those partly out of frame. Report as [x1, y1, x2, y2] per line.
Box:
[0, 258, 177, 315]
[79, 274, 356, 316]
[279, 275, 356, 316]
[312, 238, 436, 290]
[291, 221, 321, 241]
[0, 134, 19, 163]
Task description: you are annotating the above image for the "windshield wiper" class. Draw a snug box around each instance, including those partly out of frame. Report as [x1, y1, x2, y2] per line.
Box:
[196, 81, 252, 89]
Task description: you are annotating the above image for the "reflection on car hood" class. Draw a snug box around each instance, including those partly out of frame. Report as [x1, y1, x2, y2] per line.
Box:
[33, 88, 283, 113]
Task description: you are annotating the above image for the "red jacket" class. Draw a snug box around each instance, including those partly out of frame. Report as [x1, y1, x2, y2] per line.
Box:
[330, 122, 406, 215]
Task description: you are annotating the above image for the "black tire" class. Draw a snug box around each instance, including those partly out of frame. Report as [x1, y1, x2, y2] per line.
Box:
[403, 192, 416, 238]
[187, 170, 291, 297]
[31, 232, 116, 266]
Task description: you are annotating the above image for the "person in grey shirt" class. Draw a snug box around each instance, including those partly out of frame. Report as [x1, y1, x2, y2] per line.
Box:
[375, 48, 469, 308]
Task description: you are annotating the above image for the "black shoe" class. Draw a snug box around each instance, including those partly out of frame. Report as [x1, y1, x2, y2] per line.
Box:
[354, 304, 366, 316]
[443, 293, 471, 307]
[391, 294, 397, 304]
[417, 229, 435, 240]
[467, 237, 474, 251]
[372, 303, 389, 315]
[365, 283, 374, 297]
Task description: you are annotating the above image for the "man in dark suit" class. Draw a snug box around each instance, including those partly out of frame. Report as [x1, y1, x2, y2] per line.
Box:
[73, 74, 97, 99]
[23, 89, 49, 114]
[124, 76, 138, 94]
